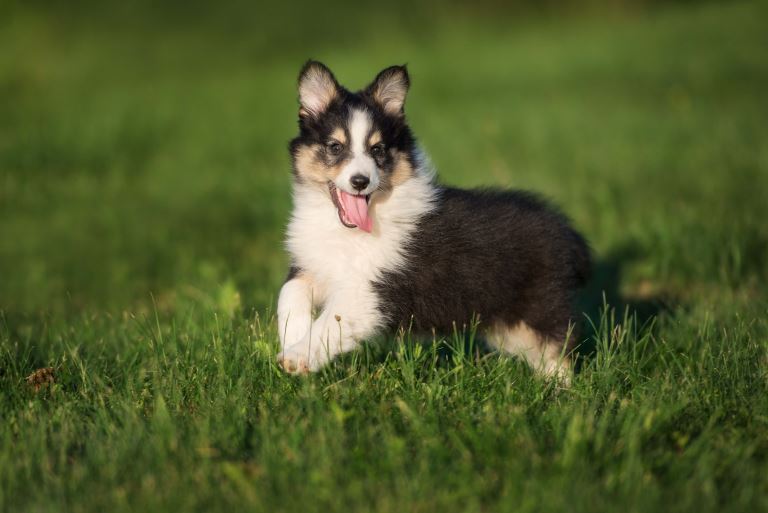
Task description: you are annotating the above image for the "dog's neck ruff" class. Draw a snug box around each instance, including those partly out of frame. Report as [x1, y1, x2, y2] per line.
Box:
[286, 152, 437, 292]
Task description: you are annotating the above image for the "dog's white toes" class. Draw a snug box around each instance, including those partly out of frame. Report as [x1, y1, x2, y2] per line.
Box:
[277, 351, 311, 374]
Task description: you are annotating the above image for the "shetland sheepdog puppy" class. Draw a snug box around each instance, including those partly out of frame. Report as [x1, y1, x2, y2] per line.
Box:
[277, 61, 591, 381]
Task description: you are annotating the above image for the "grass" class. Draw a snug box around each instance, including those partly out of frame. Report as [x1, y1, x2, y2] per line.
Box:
[1, 1, 768, 511]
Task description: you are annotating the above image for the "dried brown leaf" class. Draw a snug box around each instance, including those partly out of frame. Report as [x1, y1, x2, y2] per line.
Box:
[26, 367, 56, 392]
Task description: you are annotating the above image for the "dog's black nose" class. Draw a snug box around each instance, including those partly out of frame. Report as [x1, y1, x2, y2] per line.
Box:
[350, 174, 370, 191]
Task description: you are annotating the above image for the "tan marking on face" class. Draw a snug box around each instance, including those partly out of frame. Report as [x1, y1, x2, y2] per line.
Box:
[294, 144, 344, 184]
[330, 127, 346, 144]
[390, 151, 416, 187]
[368, 131, 382, 147]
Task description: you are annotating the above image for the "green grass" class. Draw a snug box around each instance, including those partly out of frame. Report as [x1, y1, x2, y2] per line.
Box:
[1, 1, 768, 511]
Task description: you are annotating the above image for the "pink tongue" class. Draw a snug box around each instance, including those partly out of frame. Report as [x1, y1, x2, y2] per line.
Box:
[339, 190, 372, 233]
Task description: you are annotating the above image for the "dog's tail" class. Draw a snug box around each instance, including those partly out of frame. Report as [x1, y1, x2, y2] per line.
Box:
[569, 230, 592, 288]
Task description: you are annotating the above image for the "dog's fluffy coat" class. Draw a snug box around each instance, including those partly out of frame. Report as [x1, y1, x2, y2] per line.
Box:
[277, 61, 590, 378]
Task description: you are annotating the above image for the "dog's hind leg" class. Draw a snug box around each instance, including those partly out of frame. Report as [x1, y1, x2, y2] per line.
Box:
[485, 321, 572, 383]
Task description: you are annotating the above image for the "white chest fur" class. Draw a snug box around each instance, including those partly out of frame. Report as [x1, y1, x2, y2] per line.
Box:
[286, 172, 436, 304]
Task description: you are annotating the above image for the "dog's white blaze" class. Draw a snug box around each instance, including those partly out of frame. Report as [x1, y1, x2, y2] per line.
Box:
[279, 151, 436, 370]
[349, 108, 369, 155]
[485, 322, 572, 383]
[335, 108, 380, 195]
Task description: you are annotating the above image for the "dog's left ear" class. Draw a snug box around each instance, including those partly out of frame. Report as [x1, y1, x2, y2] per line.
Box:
[365, 65, 410, 116]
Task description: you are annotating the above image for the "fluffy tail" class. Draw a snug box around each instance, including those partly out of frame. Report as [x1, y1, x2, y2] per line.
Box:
[570, 231, 592, 287]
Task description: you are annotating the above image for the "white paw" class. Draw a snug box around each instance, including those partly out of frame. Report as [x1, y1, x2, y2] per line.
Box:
[277, 345, 329, 374]
[277, 350, 311, 374]
[540, 359, 573, 386]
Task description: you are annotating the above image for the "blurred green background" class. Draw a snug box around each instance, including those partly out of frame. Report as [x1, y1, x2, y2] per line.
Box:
[2, 0, 766, 320]
[1, 2, 768, 511]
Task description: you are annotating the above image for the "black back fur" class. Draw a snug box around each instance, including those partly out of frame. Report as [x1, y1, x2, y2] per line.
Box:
[373, 186, 591, 347]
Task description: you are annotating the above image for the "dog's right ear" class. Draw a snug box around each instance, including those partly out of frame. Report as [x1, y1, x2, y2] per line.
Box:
[298, 60, 339, 119]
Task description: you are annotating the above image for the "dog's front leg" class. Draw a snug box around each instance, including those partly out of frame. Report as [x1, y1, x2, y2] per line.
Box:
[278, 288, 380, 374]
[277, 271, 320, 352]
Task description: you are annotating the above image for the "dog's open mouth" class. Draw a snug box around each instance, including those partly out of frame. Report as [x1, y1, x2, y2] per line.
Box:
[328, 182, 372, 233]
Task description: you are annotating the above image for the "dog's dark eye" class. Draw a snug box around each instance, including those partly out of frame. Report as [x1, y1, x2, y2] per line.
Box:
[326, 141, 344, 155]
[370, 144, 385, 158]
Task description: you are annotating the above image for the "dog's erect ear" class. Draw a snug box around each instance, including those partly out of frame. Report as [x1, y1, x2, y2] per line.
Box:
[298, 60, 339, 119]
[365, 65, 410, 116]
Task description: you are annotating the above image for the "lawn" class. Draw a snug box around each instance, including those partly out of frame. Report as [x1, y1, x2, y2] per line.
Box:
[1, 1, 767, 511]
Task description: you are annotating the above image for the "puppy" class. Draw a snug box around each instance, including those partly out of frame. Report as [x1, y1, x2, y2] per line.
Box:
[277, 61, 591, 380]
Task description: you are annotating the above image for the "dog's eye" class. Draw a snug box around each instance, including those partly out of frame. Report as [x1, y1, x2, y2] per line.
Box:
[326, 141, 344, 155]
[370, 144, 385, 158]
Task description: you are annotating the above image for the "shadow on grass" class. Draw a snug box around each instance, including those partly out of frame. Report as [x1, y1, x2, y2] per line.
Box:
[574, 244, 672, 364]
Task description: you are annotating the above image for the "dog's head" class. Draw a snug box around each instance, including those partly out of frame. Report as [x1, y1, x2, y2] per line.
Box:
[289, 61, 418, 232]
